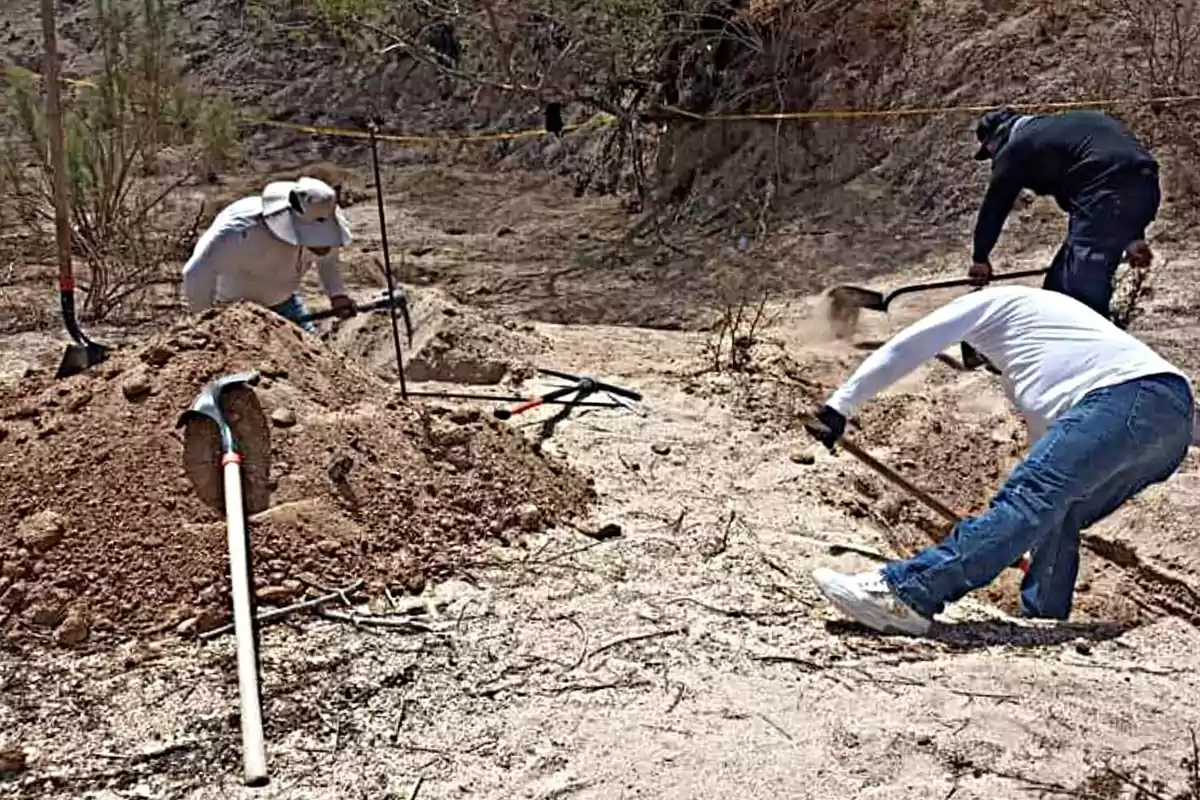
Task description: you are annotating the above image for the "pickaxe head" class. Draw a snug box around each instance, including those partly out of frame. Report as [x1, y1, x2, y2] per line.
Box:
[176, 371, 260, 454]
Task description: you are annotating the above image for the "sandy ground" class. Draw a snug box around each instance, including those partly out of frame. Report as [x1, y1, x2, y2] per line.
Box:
[3, 178, 1200, 800]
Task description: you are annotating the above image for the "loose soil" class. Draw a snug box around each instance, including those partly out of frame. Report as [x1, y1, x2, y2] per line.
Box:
[0, 303, 593, 642]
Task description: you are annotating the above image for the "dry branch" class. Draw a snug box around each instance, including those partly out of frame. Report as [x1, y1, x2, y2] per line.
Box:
[198, 579, 365, 641]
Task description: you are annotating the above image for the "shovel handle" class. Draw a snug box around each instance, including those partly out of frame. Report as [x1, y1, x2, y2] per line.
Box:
[838, 438, 961, 524]
[803, 414, 1029, 574]
[222, 453, 269, 787]
[839, 438, 1030, 574]
[493, 384, 581, 420]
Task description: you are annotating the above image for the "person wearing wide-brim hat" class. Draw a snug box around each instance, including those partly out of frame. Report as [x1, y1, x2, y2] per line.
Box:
[182, 176, 356, 333]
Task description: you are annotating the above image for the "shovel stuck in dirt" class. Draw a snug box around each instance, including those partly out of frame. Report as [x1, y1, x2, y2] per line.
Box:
[822, 268, 1049, 339]
[42, 0, 111, 379]
[178, 371, 272, 787]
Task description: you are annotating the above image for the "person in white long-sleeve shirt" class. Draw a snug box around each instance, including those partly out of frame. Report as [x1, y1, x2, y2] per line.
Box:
[804, 284, 1194, 635]
[182, 177, 356, 333]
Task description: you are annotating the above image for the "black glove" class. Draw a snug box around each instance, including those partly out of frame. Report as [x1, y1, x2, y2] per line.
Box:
[804, 404, 846, 452]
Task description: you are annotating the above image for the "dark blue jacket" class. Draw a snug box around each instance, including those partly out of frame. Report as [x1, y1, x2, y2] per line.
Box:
[972, 110, 1158, 263]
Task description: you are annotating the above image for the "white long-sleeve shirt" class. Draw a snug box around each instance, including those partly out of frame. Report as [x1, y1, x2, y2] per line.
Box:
[182, 196, 348, 311]
[827, 285, 1190, 441]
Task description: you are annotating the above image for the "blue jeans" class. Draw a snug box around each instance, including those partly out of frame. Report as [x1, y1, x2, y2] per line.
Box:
[1044, 167, 1161, 320]
[883, 373, 1193, 620]
[268, 293, 317, 334]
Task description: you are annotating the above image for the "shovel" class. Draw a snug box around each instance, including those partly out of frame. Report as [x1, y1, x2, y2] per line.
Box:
[177, 371, 270, 788]
[827, 268, 1050, 315]
[823, 268, 1049, 341]
[55, 279, 111, 379]
[43, 0, 110, 380]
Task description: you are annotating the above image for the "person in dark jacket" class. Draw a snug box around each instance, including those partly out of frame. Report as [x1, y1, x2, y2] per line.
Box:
[966, 107, 1160, 322]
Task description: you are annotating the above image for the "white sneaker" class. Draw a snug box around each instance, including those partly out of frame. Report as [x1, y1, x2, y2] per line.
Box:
[811, 568, 932, 635]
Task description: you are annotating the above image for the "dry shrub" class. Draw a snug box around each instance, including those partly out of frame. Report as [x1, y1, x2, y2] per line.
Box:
[1097, 0, 1200, 212]
[0, 0, 240, 325]
[703, 245, 784, 371]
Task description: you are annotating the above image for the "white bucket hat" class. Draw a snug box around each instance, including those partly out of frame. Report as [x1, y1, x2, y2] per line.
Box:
[261, 176, 352, 248]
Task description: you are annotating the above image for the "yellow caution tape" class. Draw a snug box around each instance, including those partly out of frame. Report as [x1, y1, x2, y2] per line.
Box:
[657, 94, 1200, 122]
[249, 112, 617, 143]
[257, 93, 1199, 144]
[12, 62, 1200, 141]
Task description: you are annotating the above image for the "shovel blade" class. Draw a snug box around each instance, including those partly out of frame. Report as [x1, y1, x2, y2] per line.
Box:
[826, 285, 887, 312]
[55, 341, 110, 379]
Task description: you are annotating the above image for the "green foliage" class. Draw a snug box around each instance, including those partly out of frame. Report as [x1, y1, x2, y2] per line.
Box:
[0, 0, 239, 322]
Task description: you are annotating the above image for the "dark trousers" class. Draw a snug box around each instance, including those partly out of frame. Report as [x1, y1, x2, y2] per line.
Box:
[1043, 166, 1161, 320]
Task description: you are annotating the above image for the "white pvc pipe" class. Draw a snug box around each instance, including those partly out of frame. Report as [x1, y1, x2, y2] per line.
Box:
[223, 453, 269, 787]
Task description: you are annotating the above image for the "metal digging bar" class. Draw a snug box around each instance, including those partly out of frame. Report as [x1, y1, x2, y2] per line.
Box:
[404, 390, 624, 410]
[177, 371, 270, 788]
[42, 0, 110, 379]
[367, 119, 408, 400]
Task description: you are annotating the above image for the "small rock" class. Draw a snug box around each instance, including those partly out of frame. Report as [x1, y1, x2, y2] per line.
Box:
[326, 453, 354, 483]
[141, 345, 174, 367]
[584, 522, 622, 541]
[0, 582, 27, 612]
[256, 585, 296, 604]
[34, 420, 64, 440]
[1073, 638, 1093, 656]
[651, 442, 672, 456]
[0, 748, 27, 774]
[789, 448, 816, 465]
[403, 569, 426, 595]
[317, 538, 342, 555]
[121, 372, 152, 400]
[3, 403, 39, 421]
[194, 609, 225, 634]
[915, 734, 933, 746]
[495, 226, 515, 237]
[54, 610, 90, 647]
[449, 408, 481, 425]
[18, 510, 66, 552]
[444, 225, 468, 235]
[28, 602, 66, 628]
[64, 391, 92, 412]
[270, 408, 297, 428]
[515, 503, 542, 532]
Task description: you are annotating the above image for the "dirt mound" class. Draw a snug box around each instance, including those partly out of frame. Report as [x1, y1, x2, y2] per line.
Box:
[326, 287, 547, 385]
[0, 304, 594, 643]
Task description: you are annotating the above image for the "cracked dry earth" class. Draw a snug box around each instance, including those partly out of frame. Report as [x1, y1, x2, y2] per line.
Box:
[5, 250, 1200, 800]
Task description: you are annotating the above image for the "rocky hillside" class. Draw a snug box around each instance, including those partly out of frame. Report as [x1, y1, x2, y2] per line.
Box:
[3, 0, 1198, 260]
